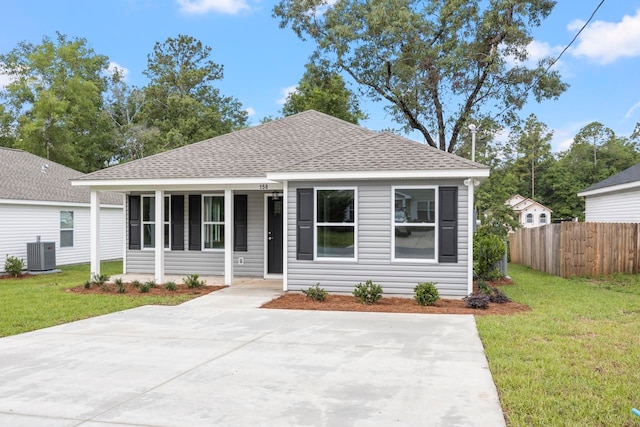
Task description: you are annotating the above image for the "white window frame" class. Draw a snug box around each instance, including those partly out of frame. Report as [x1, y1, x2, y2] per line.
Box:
[391, 185, 438, 263]
[141, 195, 171, 250]
[526, 213, 534, 224]
[60, 210, 74, 248]
[314, 187, 358, 262]
[539, 213, 547, 224]
[202, 193, 225, 251]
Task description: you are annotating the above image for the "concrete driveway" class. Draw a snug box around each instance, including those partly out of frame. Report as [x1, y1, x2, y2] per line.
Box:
[0, 285, 506, 426]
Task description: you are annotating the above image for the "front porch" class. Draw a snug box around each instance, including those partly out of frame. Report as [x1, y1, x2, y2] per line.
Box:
[109, 273, 283, 289]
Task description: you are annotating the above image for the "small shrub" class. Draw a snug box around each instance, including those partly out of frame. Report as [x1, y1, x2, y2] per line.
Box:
[114, 278, 123, 286]
[476, 279, 491, 294]
[100, 283, 111, 292]
[164, 281, 177, 291]
[139, 282, 151, 293]
[489, 287, 511, 304]
[131, 280, 141, 288]
[353, 280, 383, 305]
[463, 292, 490, 309]
[184, 274, 205, 289]
[473, 229, 506, 281]
[83, 280, 92, 289]
[302, 283, 327, 302]
[4, 255, 24, 277]
[116, 283, 126, 293]
[414, 282, 440, 306]
[90, 273, 110, 286]
[144, 279, 157, 289]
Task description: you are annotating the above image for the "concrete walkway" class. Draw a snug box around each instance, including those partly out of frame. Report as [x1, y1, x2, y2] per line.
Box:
[0, 285, 506, 427]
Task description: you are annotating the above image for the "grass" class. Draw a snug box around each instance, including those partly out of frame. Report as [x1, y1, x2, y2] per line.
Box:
[0, 261, 199, 337]
[477, 264, 640, 426]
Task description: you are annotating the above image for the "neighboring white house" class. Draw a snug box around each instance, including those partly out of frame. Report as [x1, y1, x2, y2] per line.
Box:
[578, 163, 640, 222]
[0, 147, 123, 272]
[506, 194, 552, 228]
[73, 111, 490, 297]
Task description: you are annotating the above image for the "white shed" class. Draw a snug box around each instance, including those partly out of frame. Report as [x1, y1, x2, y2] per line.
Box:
[0, 148, 123, 272]
[578, 163, 640, 222]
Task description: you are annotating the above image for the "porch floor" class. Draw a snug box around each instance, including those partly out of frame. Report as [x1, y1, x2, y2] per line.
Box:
[109, 273, 283, 289]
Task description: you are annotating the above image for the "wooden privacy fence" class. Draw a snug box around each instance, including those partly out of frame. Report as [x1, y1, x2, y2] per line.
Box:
[509, 222, 640, 278]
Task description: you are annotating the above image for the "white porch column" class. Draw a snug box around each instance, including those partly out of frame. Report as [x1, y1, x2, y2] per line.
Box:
[464, 179, 480, 294]
[154, 190, 164, 284]
[224, 189, 234, 285]
[90, 190, 100, 279]
[282, 182, 288, 291]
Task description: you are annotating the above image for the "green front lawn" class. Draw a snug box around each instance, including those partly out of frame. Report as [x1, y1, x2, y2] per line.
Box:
[478, 264, 640, 426]
[0, 261, 198, 337]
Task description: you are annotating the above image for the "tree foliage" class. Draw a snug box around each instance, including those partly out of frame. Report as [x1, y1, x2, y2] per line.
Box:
[0, 33, 114, 172]
[282, 61, 367, 123]
[141, 34, 247, 152]
[274, 0, 567, 152]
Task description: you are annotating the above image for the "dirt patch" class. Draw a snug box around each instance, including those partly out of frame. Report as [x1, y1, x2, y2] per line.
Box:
[66, 283, 227, 297]
[0, 273, 36, 280]
[262, 293, 530, 315]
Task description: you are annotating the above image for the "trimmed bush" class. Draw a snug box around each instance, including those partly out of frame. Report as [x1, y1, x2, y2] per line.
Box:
[139, 282, 151, 293]
[131, 280, 141, 288]
[184, 274, 205, 289]
[90, 273, 110, 286]
[302, 283, 327, 302]
[164, 281, 177, 291]
[463, 292, 490, 309]
[144, 279, 157, 289]
[414, 282, 440, 306]
[489, 287, 511, 304]
[474, 230, 506, 281]
[353, 280, 383, 305]
[4, 255, 24, 277]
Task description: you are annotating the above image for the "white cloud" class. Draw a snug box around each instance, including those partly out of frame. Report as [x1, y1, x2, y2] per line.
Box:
[177, 0, 249, 15]
[504, 40, 564, 71]
[550, 121, 591, 153]
[107, 61, 130, 80]
[277, 85, 297, 105]
[625, 100, 640, 119]
[245, 107, 256, 116]
[569, 10, 640, 64]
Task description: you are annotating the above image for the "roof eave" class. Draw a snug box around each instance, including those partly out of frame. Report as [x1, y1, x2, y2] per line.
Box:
[578, 179, 640, 197]
[266, 168, 490, 181]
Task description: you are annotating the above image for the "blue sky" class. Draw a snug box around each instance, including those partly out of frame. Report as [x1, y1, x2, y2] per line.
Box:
[1, 0, 639, 152]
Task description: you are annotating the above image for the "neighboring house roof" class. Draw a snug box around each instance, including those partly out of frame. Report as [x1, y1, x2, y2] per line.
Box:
[505, 195, 552, 213]
[0, 147, 123, 205]
[75, 110, 489, 183]
[578, 163, 640, 197]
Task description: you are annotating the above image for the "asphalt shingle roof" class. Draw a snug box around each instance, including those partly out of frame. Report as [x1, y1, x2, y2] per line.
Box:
[581, 163, 640, 193]
[0, 148, 123, 205]
[77, 110, 488, 182]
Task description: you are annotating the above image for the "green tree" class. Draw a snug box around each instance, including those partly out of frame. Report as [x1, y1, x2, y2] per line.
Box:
[274, 0, 567, 152]
[282, 61, 367, 123]
[572, 121, 614, 167]
[504, 114, 553, 199]
[0, 104, 15, 148]
[0, 33, 114, 172]
[141, 35, 247, 152]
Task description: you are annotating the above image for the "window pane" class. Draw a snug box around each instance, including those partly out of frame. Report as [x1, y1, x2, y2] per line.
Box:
[143, 197, 155, 222]
[317, 226, 354, 258]
[394, 226, 435, 259]
[204, 224, 224, 249]
[60, 230, 73, 247]
[317, 190, 355, 223]
[143, 224, 155, 248]
[164, 223, 170, 248]
[164, 196, 170, 222]
[60, 211, 74, 229]
[204, 196, 224, 222]
[395, 189, 435, 223]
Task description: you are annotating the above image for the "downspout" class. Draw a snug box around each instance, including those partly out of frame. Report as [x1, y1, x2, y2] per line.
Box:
[464, 178, 480, 294]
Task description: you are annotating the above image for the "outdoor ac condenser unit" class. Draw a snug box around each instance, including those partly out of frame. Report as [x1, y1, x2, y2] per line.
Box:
[26, 238, 56, 271]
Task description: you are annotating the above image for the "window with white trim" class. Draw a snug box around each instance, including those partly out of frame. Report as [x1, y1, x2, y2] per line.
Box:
[539, 213, 547, 224]
[142, 195, 170, 249]
[393, 187, 436, 260]
[316, 188, 356, 259]
[60, 211, 74, 247]
[526, 213, 533, 224]
[203, 195, 224, 249]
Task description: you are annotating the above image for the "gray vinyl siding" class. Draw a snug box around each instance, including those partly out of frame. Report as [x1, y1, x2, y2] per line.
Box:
[125, 191, 265, 277]
[287, 180, 469, 297]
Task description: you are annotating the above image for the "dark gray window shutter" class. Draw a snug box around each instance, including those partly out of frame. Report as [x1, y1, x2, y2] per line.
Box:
[439, 186, 458, 263]
[171, 195, 184, 251]
[128, 195, 141, 250]
[297, 188, 314, 260]
[189, 195, 201, 251]
[234, 195, 248, 252]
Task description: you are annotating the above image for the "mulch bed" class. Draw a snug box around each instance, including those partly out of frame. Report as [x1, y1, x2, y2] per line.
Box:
[66, 283, 227, 296]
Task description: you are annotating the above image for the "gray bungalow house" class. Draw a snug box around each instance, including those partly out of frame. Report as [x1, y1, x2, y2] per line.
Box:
[73, 111, 489, 297]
